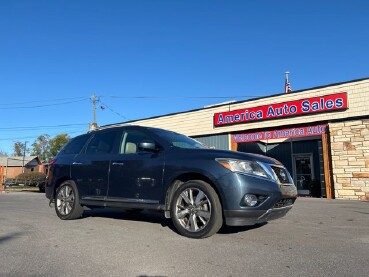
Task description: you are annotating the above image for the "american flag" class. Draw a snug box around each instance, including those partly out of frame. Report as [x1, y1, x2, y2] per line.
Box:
[284, 80, 292, 93]
[284, 72, 292, 93]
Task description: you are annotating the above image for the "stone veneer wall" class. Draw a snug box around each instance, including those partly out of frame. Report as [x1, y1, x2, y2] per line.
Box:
[330, 119, 369, 200]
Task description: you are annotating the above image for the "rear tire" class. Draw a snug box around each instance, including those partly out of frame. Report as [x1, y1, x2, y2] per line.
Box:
[171, 180, 223, 239]
[55, 180, 83, 220]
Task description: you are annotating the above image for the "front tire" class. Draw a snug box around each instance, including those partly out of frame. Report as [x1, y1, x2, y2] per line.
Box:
[55, 180, 83, 220]
[171, 180, 223, 239]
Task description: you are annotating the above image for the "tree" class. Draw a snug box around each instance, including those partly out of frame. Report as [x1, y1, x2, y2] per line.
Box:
[31, 134, 51, 162]
[49, 134, 70, 159]
[0, 149, 8, 156]
[13, 141, 29, 156]
[13, 133, 70, 162]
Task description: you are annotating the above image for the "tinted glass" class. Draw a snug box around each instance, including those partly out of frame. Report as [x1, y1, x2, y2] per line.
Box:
[119, 130, 154, 154]
[86, 130, 118, 155]
[150, 128, 206, 149]
[63, 135, 91, 155]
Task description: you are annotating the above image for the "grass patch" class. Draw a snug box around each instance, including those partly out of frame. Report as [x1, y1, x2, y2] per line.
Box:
[4, 185, 39, 191]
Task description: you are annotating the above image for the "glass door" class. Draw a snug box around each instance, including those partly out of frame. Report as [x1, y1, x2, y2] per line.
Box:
[293, 154, 314, 196]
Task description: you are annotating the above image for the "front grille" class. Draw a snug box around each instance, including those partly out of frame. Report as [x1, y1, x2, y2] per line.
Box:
[273, 198, 295, 208]
[271, 166, 290, 184]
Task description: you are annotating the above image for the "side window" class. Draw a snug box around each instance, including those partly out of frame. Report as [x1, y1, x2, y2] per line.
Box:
[119, 130, 154, 154]
[86, 130, 118, 155]
[63, 135, 91, 155]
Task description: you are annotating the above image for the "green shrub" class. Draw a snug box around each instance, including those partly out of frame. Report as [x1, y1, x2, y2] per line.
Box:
[15, 172, 46, 185]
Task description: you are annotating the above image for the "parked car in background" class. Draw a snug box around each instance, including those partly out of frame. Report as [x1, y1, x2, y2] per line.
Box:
[45, 125, 297, 238]
[37, 181, 45, 193]
[3, 179, 18, 187]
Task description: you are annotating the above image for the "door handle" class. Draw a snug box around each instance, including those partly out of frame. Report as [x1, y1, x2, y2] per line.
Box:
[73, 162, 83, 165]
[112, 162, 124, 166]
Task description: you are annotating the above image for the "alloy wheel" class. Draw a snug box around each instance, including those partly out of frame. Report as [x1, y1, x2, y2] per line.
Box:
[56, 185, 75, 216]
[174, 188, 212, 232]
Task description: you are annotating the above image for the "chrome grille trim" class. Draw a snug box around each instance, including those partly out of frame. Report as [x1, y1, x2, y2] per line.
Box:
[270, 165, 290, 184]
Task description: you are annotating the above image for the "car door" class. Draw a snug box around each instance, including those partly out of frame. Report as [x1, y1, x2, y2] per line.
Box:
[71, 129, 120, 200]
[107, 128, 165, 203]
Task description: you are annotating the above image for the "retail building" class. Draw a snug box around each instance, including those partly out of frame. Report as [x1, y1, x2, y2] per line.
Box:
[125, 78, 369, 200]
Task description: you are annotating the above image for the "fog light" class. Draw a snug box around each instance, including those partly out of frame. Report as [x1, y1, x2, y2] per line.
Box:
[244, 194, 258, 207]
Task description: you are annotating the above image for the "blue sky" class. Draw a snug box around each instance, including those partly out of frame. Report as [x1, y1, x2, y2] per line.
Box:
[0, 0, 368, 154]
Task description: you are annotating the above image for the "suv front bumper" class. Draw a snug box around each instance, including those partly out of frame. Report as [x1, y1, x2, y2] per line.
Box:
[217, 171, 297, 226]
[224, 204, 293, 226]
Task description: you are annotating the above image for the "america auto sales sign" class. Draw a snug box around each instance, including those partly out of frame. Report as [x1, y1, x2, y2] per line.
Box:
[213, 92, 348, 127]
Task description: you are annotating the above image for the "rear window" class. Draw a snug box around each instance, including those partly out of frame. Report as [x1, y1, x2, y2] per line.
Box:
[63, 134, 91, 155]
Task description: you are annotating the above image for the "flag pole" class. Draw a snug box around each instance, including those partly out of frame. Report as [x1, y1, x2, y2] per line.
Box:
[284, 71, 291, 93]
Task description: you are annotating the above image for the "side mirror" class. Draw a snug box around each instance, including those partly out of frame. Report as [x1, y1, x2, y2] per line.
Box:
[138, 141, 159, 152]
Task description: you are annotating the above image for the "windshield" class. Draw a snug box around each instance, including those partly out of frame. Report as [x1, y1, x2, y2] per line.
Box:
[150, 128, 207, 149]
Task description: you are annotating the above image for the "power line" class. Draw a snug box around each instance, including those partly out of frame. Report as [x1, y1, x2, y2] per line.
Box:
[0, 94, 260, 111]
[101, 95, 260, 99]
[0, 98, 89, 109]
[1, 93, 261, 106]
[99, 101, 130, 121]
[0, 96, 88, 106]
[0, 123, 88, 131]
[0, 129, 86, 141]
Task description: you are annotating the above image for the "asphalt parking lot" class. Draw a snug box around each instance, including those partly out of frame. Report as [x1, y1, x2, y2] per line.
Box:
[0, 191, 368, 277]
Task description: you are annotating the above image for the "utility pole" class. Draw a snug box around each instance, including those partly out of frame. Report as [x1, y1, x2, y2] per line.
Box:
[22, 141, 27, 173]
[90, 93, 99, 130]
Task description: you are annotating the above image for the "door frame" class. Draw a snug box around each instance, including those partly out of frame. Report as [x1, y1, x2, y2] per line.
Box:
[292, 153, 314, 195]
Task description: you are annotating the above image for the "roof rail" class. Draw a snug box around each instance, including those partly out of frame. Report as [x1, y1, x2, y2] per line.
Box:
[87, 123, 132, 133]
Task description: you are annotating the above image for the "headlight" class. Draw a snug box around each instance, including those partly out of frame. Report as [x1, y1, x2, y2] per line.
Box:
[216, 158, 270, 179]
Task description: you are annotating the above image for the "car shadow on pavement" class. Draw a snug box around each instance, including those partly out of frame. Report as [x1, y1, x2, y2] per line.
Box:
[218, 222, 268, 235]
[81, 208, 267, 236]
[81, 208, 179, 234]
[0, 232, 24, 245]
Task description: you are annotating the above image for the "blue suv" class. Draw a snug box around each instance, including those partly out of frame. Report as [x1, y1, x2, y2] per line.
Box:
[45, 125, 297, 238]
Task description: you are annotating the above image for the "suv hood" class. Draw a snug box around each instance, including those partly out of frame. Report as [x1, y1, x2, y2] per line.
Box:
[182, 148, 282, 166]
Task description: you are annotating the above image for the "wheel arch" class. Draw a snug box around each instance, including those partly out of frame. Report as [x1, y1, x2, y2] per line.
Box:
[164, 172, 224, 218]
[53, 176, 74, 199]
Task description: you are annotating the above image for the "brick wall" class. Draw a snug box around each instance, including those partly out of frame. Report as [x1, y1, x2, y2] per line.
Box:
[330, 119, 369, 200]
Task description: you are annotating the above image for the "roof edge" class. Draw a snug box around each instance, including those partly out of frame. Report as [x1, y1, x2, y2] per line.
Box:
[102, 76, 369, 127]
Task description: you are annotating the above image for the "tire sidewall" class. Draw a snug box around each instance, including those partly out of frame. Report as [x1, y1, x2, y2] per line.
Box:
[171, 180, 222, 239]
[55, 180, 82, 220]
